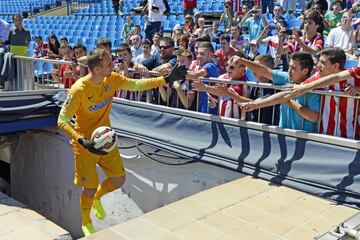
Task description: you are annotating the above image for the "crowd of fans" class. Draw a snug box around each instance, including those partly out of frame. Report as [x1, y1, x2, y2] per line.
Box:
[1, 0, 360, 140]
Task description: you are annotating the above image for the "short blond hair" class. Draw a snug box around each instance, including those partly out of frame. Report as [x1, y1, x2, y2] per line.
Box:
[87, 48, 108, 70]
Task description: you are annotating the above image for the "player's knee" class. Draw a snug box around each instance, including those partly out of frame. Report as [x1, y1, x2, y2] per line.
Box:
[110, 176, 126, 188]
[83, 188, 97, 198]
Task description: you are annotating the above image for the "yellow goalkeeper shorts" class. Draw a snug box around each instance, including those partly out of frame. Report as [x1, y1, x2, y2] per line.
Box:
[74, 148, 125, 188]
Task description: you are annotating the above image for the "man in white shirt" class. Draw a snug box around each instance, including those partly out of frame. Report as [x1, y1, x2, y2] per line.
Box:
[145, 0, 166, 40]
[130, 34, 143, 59]
[0, 18, 10, 53]
[326, 11, 354, 52]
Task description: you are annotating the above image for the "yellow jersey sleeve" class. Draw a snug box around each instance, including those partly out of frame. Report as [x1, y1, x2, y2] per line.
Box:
[110, 72, 166, 91]
[57, 88, 83, 141]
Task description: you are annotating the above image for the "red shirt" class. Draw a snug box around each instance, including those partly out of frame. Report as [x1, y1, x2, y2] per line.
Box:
[184, 22, 194, 34]
[304, 69, 360, 139]
[34, 42, 49, 57]
[59, 64, 75, 89]
[218, 73, 246, 119]
[183, 0, 196, 9]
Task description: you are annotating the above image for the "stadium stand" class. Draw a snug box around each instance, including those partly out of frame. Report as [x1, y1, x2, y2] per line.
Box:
[0, 0, 57, 15]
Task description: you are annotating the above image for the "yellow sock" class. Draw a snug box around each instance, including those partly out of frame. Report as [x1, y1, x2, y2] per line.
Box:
[80, 193, 93, 225]
[94, 178, 118, 200]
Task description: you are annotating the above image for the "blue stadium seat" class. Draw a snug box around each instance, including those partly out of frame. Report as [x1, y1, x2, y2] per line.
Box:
[345, 60, 359, 68]
[288, 19, 302, 29]
[113, 39, 123, 49]
[34, 61, 44, 77]
[69, 37, 78, 45]
[43, 63, 54, 77]
[163, 20, 171, 32]
[257, 44, 268, 55]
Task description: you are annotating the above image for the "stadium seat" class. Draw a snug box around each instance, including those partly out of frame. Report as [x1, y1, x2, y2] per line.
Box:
[344, 60, 359, 68]
[288, 19, 302, 29]
[257, 44, 268, 55]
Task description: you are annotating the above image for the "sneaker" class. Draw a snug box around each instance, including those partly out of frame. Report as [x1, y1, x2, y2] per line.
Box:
[118, 11, 123, 16]
[93, 199, 106, 220]
[82, 222, 95, 236]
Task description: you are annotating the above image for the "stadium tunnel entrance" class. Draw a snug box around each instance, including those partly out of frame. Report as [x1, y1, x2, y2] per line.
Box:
[0, 127, 244, 239]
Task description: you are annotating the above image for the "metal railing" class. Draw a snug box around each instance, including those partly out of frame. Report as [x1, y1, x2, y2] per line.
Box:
[4, 56, 72, 91]
[3, 55, 360, 140]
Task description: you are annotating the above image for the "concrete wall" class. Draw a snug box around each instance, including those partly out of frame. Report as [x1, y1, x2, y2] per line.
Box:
[10, 128, 243, 239]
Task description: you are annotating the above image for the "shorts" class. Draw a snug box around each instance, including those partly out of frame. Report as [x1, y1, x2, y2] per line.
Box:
[74, 148, 125, 188]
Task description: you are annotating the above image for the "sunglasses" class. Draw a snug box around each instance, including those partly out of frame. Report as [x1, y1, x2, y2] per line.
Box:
[228, 64, 245, 69]
[159, 45, 171, 49]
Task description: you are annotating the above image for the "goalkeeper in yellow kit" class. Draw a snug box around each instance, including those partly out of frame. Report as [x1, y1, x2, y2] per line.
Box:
[57, 48, 186, 236]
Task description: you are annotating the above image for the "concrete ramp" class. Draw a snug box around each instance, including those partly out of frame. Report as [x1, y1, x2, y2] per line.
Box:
[0, 192, 71, 240]
[81, 176, 359, 240]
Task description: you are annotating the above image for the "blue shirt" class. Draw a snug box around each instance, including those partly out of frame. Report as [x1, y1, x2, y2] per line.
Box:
[267, 16, 286, 36]
[198, 61, 220, 114]
[245, 16, 264, 41]
[141, 54, 177, 70]
[272, 70, 320, 132]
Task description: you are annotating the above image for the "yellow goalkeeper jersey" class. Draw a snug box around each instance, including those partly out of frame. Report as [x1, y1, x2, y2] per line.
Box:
[58, 72, 166, 154]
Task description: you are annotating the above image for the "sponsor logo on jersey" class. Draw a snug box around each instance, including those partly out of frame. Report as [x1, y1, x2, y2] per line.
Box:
[88, 96, 111, 111]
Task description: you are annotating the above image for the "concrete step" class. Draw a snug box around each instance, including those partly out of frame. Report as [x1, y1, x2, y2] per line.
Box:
[0, 192, 72, 240]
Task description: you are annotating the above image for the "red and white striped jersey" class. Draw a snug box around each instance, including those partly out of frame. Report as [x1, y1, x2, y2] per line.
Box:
[218, 73, 246, 119]
[287, 33, 324, 54]
[304, 69, 360, 139]
[115, 90, 143, 101]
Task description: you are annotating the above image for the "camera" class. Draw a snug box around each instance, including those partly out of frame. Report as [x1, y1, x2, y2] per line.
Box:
[282, 29, 303, 37]
[285, 29, 293, 35]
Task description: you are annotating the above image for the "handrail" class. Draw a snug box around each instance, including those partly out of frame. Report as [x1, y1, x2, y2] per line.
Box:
[13, 55, 73, 65]
[199, 77, 360, 99]
[4, 55, 360, 140]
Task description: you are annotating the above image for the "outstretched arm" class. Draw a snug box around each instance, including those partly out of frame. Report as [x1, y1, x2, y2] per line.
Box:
[234, 56, 273, 80]
[239, 69, 353, 111]
[255, 25, 271, 46]
[193, 82, 253, 102]
[301, 69, 352, 91]
[115, 64, 188, 91]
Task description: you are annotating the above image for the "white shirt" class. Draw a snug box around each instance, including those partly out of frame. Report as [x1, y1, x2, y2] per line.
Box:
[0, 19, 10, 41]
[262, 35, 280, 59]
[326, 26, 353, 50]
[131, 46, 143, 60]
[147, 0, 166, 22]
[135, 53, 151, 63]
[151, 45, 159, 55]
